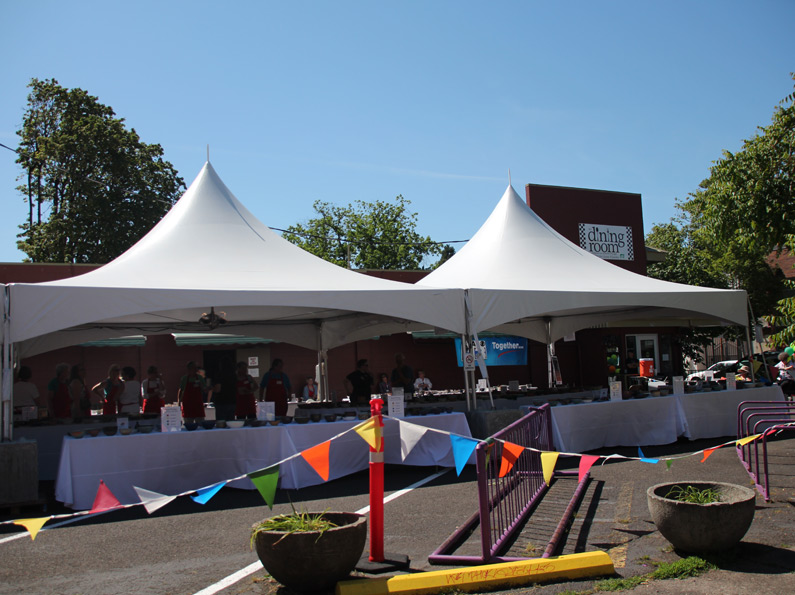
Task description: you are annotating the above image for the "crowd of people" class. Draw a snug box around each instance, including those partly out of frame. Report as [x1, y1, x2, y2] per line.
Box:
[13, 352, 438, 422]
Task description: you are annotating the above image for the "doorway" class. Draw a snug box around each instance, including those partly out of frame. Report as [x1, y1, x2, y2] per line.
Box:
[626, 334, 659, 376]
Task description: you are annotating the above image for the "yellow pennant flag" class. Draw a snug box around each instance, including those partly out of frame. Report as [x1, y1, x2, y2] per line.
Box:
[737, 434, 761, 446]
[354, 416, 381, 451]
[540, 451, 559, 486]
[14, 517, 49, 541]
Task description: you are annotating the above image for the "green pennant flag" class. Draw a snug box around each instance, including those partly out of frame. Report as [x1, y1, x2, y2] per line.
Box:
[248, 466, 280, 509]
[665, 459, 673, 470]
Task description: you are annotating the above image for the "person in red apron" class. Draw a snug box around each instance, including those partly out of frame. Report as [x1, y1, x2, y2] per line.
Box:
[178, 361, 206, 420]
[234, 361, 258, 419]
[259, 359, 291, 417]
[142, 365, 166, 414]
[69, 364, 93, 417]
[92, 365, 124, 416]
[48, 363, 72, 419]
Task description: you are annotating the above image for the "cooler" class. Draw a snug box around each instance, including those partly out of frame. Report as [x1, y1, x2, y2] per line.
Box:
[639, 358, 655, 377]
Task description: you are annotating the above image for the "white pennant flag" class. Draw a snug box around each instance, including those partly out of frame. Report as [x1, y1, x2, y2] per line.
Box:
[399, 420, 429, 461]
[133, 486, 177, 514]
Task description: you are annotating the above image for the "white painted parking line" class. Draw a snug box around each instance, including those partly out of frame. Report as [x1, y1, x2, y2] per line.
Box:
[193, 468, 451, 595]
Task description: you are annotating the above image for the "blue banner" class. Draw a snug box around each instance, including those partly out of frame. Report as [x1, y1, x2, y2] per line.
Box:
[454, 336, 528, 367]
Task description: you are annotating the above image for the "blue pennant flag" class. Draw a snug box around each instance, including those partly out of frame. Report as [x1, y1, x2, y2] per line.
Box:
[450, 435, 478, 476]
[638, 447, 659, 464]
[191, 481, 225, 505]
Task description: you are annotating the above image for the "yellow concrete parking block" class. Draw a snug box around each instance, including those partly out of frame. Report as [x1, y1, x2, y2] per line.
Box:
[336, 551, 615, 595]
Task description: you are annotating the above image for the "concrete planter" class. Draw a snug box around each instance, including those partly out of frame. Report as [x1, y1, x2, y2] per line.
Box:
[251, 512, 367, 592]
[647, 481, 756, 553]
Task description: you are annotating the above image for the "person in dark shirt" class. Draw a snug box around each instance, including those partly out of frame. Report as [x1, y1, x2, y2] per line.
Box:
[345, 359, 374, 405]
[390, 353, 414, 396]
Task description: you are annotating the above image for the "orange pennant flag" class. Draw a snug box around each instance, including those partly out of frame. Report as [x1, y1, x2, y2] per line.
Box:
[498, 441, 525, 477]
[354, 417, 381, 451]
[301, 440, 331, 481]
[13, 517, 49, 541]
[541, 451, 560, 486]
[701, 445, 721, 462]
[578, 455, 600, 483]
[90, 479, 122, 514]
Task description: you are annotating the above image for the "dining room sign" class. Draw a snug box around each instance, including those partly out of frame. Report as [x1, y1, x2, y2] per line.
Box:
[578, 223, 633, 261]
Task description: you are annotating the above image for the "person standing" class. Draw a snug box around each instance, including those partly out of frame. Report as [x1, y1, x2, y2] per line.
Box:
[118, 366, 141, 415]
[48, 363, 71, 419]
[776, 352, 795, 395]
[259, 358, 291, 417]
[69, 364, 92, 418]
[234, 361, 258, 419]
[345, 359, 374, 405]
[391, 353, 414, 396]
[92, 364, 124, 416]
[141, 365, 166, 414]
[178, 361, 206, 420]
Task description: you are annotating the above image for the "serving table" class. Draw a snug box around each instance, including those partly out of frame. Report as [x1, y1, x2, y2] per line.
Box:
[55, 412, 470, 510]
[523, 385, 785, 453]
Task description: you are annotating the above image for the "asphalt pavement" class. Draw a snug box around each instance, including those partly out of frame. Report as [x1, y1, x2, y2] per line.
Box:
[1, 434, 793, 594]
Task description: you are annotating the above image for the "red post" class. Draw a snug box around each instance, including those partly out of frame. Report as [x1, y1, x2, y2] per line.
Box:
[369, 397, 385, 562]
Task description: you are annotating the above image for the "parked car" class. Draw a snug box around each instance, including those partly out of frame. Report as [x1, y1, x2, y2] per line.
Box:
[687, 360, 739, 382]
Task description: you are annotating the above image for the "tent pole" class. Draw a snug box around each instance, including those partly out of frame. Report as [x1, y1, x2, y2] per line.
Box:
[2, 286, 12, 442]
[746, 297, 757, 383]
[461, 335, 471, 412]
[546, 319, 553, 389]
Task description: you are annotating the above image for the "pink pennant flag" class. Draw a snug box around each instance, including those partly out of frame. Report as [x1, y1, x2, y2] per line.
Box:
[90, 480, 123, 514]
[578, 455, 600, 482]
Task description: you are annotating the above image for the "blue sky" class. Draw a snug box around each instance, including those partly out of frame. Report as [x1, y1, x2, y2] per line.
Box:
[1, 0, 792, 264]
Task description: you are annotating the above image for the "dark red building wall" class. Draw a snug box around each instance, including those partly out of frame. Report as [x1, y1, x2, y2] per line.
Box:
[525, 183, 647, 275]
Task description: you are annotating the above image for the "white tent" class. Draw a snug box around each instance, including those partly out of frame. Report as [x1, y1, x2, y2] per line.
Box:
[4, 162, 465, 357]
[418, 184, 748, 343]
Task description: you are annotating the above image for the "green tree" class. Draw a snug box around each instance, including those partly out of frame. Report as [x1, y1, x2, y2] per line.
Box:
[15, 78, 185, 263]
[282, 195, 442, 270]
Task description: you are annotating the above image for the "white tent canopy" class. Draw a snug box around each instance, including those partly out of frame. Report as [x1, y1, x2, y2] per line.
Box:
[418, 184, 748, 343]
[5, 163, 465, 357]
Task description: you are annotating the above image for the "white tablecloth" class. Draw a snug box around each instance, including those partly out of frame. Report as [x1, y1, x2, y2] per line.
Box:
[528, 385, 786, 453]
[55, 413, 471, 510]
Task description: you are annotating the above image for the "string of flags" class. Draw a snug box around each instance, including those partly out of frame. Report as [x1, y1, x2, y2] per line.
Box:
[4, 416, 793, 541]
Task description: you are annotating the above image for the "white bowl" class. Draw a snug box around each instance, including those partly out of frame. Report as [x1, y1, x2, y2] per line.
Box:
[227, 420, 245, 428]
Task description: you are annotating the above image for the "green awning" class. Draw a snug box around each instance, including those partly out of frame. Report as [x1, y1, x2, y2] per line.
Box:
[172, 333, 275, 346]
[81, 335, 147, 347]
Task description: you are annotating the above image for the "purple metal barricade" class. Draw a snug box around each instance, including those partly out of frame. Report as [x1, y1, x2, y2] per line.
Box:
[736, 400, 795, 501]
[429, 404, 590, 565]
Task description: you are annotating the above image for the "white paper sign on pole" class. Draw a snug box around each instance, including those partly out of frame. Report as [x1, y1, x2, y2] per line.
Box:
[672, 376, 685, 395]
[161, 405, 182, 433]
[257, 401, 275, 420]
[609, 381, 622, 401]
[726, 374, 737, 391]
[387, 394, 405, 418]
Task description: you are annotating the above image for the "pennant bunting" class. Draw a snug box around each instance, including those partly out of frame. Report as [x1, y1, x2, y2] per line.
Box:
[498, 441, 526, 478]
[248, 466, 280, 509]
[701, 445, 721, 463]
[191, 481, 225, 505]
[578, 455, 600, 483]
[398, 421, 428, 461]
[540, 451, 559, 485]
[354, 417, 381, 451]
[301, 440, 331, 481]
[638, 447, 659, 464]
[665, 459, 673, 470]
[133, 486, 177, 514]
[13, 517, 49, 541]
[90, 480, 123, 513]
[737, 434, 761, 446]
[450, 435, 478, 476]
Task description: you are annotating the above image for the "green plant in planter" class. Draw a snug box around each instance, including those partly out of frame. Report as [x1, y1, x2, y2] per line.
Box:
[250, 506, 337, 547]
[664, 485, 721, 504]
